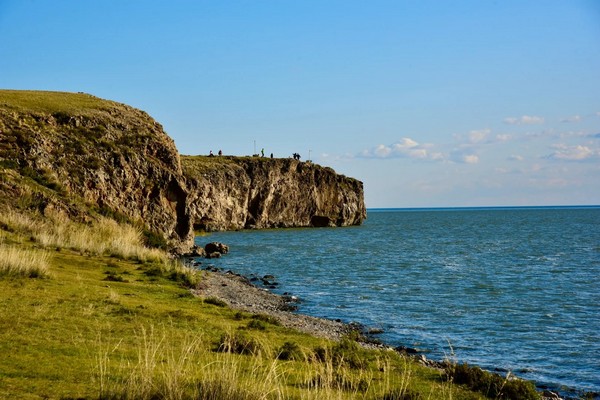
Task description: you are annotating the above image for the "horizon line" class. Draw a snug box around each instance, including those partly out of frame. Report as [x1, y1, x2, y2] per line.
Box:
[367, 205, 600, 211]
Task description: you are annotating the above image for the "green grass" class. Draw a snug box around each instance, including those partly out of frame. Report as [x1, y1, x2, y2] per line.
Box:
[0, 208, 516, 399]
[0, 89, 114, 114]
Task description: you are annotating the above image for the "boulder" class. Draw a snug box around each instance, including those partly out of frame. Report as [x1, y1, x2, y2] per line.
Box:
[204, 242, 229, 255]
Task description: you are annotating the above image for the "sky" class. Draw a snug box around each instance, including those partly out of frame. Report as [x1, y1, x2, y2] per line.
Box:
[1, 1, 599, 208]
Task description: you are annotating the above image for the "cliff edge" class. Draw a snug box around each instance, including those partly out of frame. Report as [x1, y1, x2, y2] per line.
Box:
[0, 90, 366, 249]
[182, 155, 366, 231]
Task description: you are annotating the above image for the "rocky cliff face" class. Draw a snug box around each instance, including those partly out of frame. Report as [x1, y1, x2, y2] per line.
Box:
[0, 90, 192, 249]
[0, 90, 366, 250]
[182, 156, 366, 231]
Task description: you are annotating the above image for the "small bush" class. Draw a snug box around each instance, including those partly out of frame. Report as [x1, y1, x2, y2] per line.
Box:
[103, 271, 127, 282]
[216, 332, 264, 356]
[142, 228, 169, 250]
[332, 337, 368, 370]
[277, 341, 304, 361]
[204, 297, 227, 307]
[251, 313, 281, 326]
[447, 363, 539, 400]
[246, 319, 267, 330]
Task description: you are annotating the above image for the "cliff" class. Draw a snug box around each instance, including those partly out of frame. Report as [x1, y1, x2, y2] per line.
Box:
[182, 156, 366, 231]
[0, 90, 365, 249]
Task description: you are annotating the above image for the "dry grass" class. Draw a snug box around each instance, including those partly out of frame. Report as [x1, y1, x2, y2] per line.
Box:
[0, 207, 199, 285]
[0, 207, 167, 262]
[94, 326, 457, 400]
[0, 244, 50, 278]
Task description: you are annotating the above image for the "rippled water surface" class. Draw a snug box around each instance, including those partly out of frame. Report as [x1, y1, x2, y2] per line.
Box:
[197, 207, 600, 394]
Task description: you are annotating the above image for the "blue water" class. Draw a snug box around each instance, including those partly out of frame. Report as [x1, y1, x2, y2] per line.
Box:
[195, 207, 600, 395]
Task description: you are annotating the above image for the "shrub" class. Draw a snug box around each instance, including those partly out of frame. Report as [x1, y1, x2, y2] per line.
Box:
[251, 313, 281, 326]
[447, 363, 539, 400]
[246, 319, 267, 330]
[204, 297, 227, 307]
[216, 332, 264, 356]
[277, 341, 304, 361]
[331, 337, 368, 370]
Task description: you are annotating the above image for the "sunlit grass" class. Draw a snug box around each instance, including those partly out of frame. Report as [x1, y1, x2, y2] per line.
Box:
[95, 325, 453, 400]
[0, 207, 166, 262]
[0, 207, 199, 285]
[0, 245, 50, 278]
[0, 89, 111, 114]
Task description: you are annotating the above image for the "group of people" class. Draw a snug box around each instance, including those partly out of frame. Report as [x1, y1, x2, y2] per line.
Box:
[208, 149, 300, 161]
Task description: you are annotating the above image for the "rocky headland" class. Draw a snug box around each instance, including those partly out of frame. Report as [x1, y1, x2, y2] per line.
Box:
[0, 90, 366, 252]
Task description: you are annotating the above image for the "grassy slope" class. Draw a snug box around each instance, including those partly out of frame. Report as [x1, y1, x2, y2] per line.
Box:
[0, 223, 489, 400]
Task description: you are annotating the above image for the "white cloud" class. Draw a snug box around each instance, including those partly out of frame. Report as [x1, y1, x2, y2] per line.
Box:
[462, 154, 479, 164]
[360, 137, 441, 160]
[504, 115, 545, 125]
[374, 144, 392, 158]
[560, 115, 582, 123]
[508, 155, 524, 161]
[468, 129, 490, 143]
[549, 144, 597, 161]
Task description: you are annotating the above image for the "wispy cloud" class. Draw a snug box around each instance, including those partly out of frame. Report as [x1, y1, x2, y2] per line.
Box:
[468, 129, 490, 143]
[447, 146, 480, 164]
[462, 154, 479, 164]
[548, 144, 598, 161]
[560, 115, 582, 123]
[503, 115, 545, 125]
[359, 137, 443, 160]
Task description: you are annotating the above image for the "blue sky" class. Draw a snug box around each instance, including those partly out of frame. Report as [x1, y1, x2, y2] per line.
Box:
[1, 1, 599, 207]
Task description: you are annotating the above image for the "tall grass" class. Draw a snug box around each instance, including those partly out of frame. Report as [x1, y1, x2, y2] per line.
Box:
[0, 245, 50, 278]
[0, 207, 166, 262]
[0, 207, 199, 284]
[94, 326, 453, 400]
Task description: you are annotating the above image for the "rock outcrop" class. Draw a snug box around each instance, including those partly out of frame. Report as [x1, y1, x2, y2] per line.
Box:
[0, 90, 192, 249]
[0, 90, 366, 250]
[182, 156, 366, 231]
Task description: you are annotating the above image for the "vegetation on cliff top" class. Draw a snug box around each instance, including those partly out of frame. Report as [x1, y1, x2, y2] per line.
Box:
[0, 89, 112, 114]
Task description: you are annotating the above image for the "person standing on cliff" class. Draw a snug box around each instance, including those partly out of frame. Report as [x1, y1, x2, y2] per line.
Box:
[261, 148, 265, 157]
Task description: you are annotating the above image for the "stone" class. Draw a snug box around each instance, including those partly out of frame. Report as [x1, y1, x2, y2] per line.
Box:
[204, 242, 229, 255]
[395, 345, 419, 354]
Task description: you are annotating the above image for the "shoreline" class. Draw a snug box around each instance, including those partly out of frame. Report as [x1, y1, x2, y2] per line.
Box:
[191, 266, 596, 400]
[193, 268, 355, 341]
